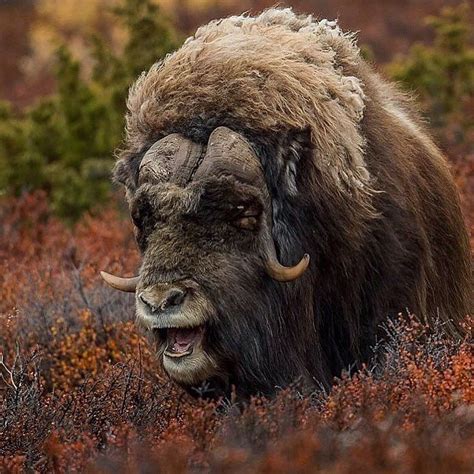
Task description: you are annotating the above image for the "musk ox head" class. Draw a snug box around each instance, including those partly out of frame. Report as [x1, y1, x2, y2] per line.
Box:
[99, 8, 388, 395]
[102, 127, 309, 389]
[100, 8, 471, 396]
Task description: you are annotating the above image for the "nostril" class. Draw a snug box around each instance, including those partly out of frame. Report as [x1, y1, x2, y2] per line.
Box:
[138, 288, 186, 313]
[139, 293, 157, 312]
[163, 288, 186, 308]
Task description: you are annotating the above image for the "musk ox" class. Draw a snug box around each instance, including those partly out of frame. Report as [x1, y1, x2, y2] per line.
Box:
[101, 9, 471, 398]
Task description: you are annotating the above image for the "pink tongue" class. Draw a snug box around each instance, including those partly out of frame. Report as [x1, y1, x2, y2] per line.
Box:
[168, 328, 198, 353]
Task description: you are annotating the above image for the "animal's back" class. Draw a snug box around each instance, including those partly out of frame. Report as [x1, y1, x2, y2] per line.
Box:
[355, 65, 471, 336]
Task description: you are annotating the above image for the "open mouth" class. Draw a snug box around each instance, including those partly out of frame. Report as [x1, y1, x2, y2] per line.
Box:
[157, 326, 204, 358]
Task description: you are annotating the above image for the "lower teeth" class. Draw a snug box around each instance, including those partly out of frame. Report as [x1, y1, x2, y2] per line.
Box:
[165, 348, 192, 358]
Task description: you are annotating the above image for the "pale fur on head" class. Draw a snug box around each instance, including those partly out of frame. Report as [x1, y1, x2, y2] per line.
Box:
[123, 8, 370, 200]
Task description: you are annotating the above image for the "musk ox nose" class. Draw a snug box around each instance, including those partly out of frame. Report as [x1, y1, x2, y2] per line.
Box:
[139, 287, 187, 313]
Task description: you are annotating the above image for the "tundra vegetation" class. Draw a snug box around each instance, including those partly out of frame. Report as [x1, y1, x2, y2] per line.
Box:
[0, 1, 472, 472]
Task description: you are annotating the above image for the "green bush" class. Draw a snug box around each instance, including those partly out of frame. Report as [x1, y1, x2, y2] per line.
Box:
[0, 0, 179, 222]
[387, 2, 474, 132]
[1, 1, 471, 221]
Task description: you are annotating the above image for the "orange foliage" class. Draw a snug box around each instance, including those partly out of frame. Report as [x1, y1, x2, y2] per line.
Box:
[0, 177, 472, 471]
[1, 1, 472, 469]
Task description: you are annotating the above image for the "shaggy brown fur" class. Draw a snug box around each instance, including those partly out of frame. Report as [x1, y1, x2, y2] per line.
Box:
[114, 9, 471, 397]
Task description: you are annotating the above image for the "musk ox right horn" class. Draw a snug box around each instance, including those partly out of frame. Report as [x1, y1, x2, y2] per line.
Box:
[197, 126, 310, 282]
[261, 226, 310, 282]
[193, 127, 266, 188]
[100, 271, 139, 292]
[265, 253, 310, 282]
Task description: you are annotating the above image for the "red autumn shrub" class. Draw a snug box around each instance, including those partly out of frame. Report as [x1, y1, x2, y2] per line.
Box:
[0, 176, 472, 472]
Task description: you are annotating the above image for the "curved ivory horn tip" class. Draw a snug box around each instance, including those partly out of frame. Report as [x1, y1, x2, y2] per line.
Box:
[100, 270, 112, 281]
[100, 271, 139, 293]
[265, 252, 310, 282]
[100, 271, 111, 282]
[297, 253, 311, 272]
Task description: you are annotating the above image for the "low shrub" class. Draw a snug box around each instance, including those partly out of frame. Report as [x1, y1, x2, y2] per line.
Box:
[0, 193, 472, 473]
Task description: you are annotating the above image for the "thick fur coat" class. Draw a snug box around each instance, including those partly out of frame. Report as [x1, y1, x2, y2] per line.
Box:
[114, 9, 471, 394]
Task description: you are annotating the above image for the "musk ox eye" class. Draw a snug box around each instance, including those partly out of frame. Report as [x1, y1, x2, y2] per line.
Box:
[234, 216, 258, 230]
[230, 202, 261, 231]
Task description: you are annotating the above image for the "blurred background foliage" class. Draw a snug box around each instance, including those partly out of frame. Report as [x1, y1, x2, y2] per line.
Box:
[0, 3, 472, 470]
[0, 0, 179, 221]
[388, 2, 474, 132]
[0, 0, 472, 221]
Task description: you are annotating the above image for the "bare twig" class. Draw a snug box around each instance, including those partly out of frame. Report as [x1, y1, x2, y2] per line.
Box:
[0, 353, 18, 390]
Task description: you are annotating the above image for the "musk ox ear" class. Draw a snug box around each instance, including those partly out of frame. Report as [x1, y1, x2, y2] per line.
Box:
[284, 129, 313, 197]
[113, 150, 145, 203]
[260, 128, 312, 199]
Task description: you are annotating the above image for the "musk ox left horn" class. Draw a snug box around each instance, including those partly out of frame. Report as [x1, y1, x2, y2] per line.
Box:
[139, 133, 204, 187]
[101, 134, 205, 291]
[100, 271, 139, 292]
[197, 126, 310, 282]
